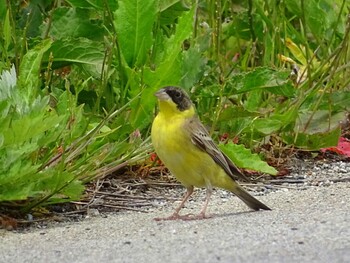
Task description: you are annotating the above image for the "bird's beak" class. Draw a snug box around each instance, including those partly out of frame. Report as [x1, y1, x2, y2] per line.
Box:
[154, 89, 170, 101]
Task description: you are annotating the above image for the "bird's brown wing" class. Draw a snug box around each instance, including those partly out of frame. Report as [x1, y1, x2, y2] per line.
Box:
[184, 116, 249, 182]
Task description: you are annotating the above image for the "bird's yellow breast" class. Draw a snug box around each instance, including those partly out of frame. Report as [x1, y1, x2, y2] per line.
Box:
[151, 108, 229, 189]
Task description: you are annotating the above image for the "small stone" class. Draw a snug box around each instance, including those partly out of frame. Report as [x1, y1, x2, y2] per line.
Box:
[87, 208, 100, 217]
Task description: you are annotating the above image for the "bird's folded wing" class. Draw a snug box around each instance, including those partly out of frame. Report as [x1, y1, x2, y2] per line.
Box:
[185, 117, 249, 182]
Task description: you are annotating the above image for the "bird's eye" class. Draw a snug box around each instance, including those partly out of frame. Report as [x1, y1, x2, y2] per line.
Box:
[175, 92, 181, 98]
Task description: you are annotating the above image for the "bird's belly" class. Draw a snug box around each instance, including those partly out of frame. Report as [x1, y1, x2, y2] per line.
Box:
[152, 122, 216, 187]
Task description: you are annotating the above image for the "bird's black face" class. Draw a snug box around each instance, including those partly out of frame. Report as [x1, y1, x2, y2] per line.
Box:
[162, 86, 192, 111]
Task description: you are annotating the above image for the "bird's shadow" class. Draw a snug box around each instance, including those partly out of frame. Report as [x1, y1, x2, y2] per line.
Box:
[210, 209, 267, 219]
[154, 210, 265, 222]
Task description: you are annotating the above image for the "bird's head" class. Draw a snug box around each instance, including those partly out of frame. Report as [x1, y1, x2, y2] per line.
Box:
[155, 86, 194, 116]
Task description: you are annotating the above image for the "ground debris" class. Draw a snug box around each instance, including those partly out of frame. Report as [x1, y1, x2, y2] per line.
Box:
[68, 166, 181, 215]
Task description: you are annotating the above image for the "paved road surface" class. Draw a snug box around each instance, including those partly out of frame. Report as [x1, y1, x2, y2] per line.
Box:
[1, 182, 349, 263]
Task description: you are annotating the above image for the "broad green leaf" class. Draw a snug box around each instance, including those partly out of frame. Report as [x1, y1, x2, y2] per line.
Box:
[159, 0, 189, 25]
[114, 0, 157, 67]
[43, 38, 105, 78]
[284, 0, 339, 39]
[282, 127, 341, 151]
[296, 110, 346, 134]
[180, 45, 206, 89]
[159, 0, 185, 11]
[251, 109, 298, 135]
[329, 92, 350, 111]
[66, 0, 118, 10]
[252, 118, 284, 135]
[228, 67, 295, 97]
[218, 106, 260, 121]
[281, 110, 345, 150]
[244, 90, 263, 112]
[42, 7, 106, 40]
[18, 39, 52, 97]
[219, 142, 277, 175]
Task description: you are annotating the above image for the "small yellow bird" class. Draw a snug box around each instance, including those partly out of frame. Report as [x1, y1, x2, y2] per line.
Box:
[151, 86, 271, 220]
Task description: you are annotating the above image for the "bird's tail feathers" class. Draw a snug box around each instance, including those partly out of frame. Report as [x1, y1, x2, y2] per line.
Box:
[232, 185, 271, 211]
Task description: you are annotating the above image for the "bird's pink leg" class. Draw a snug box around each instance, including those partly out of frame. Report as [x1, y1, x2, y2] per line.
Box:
[195, 186, 213, 219]
[154, 186, 194, 221]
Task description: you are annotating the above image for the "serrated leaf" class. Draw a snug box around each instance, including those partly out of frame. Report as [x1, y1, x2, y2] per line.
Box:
[0, 65, 17, 101]
[219, 142, 277, 175]
[114, 0, 157, 67]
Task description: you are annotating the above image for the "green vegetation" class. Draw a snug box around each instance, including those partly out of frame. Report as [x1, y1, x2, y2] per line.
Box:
[0, 0, 349, 211]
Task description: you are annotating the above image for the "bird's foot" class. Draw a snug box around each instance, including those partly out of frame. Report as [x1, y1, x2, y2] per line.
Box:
[154, 212, 211, 221]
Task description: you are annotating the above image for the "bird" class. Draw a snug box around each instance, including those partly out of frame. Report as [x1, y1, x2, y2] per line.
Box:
[151, 86, 271, 220]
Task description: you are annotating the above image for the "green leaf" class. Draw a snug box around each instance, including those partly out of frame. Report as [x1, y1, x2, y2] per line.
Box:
[3, 9, 11, 51]
[42, 7, 106, 40]
[114, 0, 157, 67]
[130, 5, 195, 128]
[180, 45, 205, 89]
[296, 110, 346, 134]
[280, 110, 346, 150]
[66, 0, 118, 10]
[282, 127, 341, 151]
[252, 118, 284, 135]
[33, 170, 84, 205]
[159, 0, 190, 25]
[18, 39, 52, 97]
[329, 91, 350, 111]
[219, 142, 277, 175]
[2, 111, 64, 147]
[0, 65, 17, 101]
[0, 0, 6, 18]
[228, 67, 295, 97]
[251, 109, 298, 135]
[0, 147, 40, 201]
[244, 90, 263, 112]
[43, 38, 105, 78]
[285, 0, 329, 38]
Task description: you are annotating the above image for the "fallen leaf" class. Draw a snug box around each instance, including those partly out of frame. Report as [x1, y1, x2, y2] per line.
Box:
[320, 137, 350, 157]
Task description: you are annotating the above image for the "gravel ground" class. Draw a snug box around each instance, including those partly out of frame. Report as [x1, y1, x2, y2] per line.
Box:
[1, 159, 350, 263]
